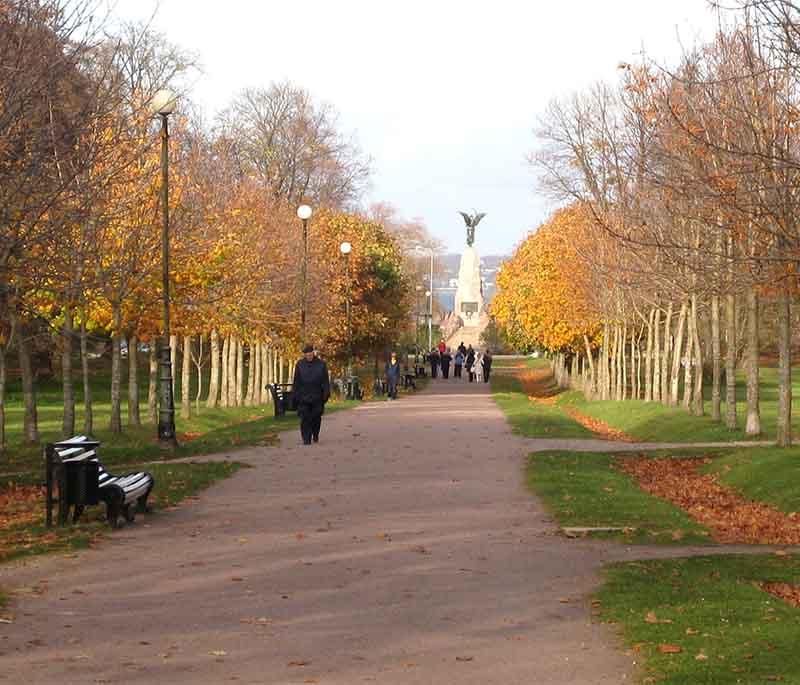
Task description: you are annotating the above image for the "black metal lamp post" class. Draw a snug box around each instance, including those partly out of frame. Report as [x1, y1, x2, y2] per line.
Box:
[297, 204, 313, 342]
[340, 241, 353, 378]
[152, 89, 178, 450]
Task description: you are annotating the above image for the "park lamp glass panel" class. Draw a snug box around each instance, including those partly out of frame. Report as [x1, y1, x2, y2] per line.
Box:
[297, 204, 313, 220]
[339, 241, 352, 255]
[151, 89, 177, 116]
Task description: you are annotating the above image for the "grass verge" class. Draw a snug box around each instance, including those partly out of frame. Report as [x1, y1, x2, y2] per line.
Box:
[597, 554, 800, 684]
[0, 460, 244, 565]
[528, 450, 711, 544]
[491, 374, 595, 439]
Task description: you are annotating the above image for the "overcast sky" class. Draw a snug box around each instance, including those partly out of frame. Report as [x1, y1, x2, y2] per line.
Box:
[112, 0, 720, 255]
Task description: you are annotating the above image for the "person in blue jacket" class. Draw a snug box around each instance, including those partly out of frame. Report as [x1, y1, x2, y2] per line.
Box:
[385, 351, 402, 399]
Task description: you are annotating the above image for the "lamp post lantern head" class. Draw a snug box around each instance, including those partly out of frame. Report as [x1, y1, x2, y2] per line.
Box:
[151, 89, 178, 116]
[339, 241, 352, 256]
[297, 204, 313, 221]
[425, 290, 431, 297]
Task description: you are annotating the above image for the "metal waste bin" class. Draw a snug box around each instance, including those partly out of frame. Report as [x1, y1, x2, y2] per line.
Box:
[346, 376, 362, 400]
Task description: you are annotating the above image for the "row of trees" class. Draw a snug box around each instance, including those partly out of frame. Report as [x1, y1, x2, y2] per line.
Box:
[1, 0, 418, 453]
[494, 1, 800, 445]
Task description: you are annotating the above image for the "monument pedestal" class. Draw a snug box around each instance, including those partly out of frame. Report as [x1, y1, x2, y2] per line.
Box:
[454, 245, 483, 328]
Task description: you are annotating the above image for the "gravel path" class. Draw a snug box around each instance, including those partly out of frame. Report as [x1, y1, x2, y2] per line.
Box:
[0, 379, 646, 684]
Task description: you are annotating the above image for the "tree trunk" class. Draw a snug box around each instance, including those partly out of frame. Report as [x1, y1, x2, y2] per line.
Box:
[0, 343, 6, 453]
[207, 330, 220, 409]
[582, 335, 595, 399]
[682, 307, 693, 412]
[691, 293, 704, 417]
[661, 302, 672, 404]
[644, 310, 654, 402]
[80, 303, 93, 436]
[279, 352, 286, 384]
[109, 305, 122, 434]
[62, 306, 75, 437]
[253, 343, 262, 405]
[220, 336, 229, 408]
[228, 336, 237, 407]
[725, 292, 737, 430]
[16, 319, 38, 443]
[236, 338, 244, 406]
[181, 335, 191, 420]
[128, 334, 141, 427]
[652, 308, 661, 403]
[777, 284, 792, 447]
[670, 301, 688, 407]
[745, 286, 761, 435]
[148, 344, 158, 424]
[195, 335, 204, 413]
[609, 326, 617, 400]
[170, 334, 178, 399]
[244, 342, 253, 406]
[621, 325, 627, 400]
[710, 294, 721, 422]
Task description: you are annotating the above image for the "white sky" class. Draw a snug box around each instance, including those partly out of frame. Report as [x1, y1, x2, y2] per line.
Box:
[111, 0, 720, 255]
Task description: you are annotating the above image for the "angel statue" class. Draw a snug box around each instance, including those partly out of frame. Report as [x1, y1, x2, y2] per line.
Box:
[458, 211, 486, 247]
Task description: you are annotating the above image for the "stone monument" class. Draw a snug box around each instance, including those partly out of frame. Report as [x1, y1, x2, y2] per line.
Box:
[454, 212, 486, 328]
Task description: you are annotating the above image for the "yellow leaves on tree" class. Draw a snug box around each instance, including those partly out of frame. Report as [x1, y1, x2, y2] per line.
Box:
[492, 204, 600, 353]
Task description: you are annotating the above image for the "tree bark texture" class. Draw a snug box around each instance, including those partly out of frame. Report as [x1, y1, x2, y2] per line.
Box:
[236, 338, 244, 406]
[662, 302, 672, 404]
[80, 304, 92, 436]
[710, 294, 721, 422]
[644, 310, 654, 402]
[745, 286, 761, 436]
[182, 335, 191, 420]
[777, 284, 792, 447]
[148, 345, 158, 424]
[652, 308, 661, 403]
[670, 302, 687, 407]
[691, 293, 704, 417]
[220, 336, 229, 408]
[725, 293, 737, 430]
[109, 306, 122, 434]
[17, 319, 38, 443]
[207, 330, 219, 409]
[128, 334, 141, 427]
[170, 335, 178, 399]
[61, 306, 75, 437]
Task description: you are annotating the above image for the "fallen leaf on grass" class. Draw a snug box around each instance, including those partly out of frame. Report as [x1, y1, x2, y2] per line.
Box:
[658, 644, 682, 654]
[695, 652, 708, 661]
[645, 611, 673, 624]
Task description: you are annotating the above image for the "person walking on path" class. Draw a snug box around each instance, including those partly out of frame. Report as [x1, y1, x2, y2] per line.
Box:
[454, 349, 464, 378]
[465, 345, 476, 382]
[474, 350, 484, 383]
[457, 341, 467, 357]
[438, 339, 446, 355]
[440, 348, 452, 379]
[292, 344, 331, 445]
[482, 349, 493, 382]
[430, 348, 440, 378]
[385, 351, 402, 399]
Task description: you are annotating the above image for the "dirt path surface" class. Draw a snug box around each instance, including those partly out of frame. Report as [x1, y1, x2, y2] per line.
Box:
[0, 380, 642, 684]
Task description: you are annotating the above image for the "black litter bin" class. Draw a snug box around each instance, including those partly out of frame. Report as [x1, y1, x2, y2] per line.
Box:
[346, 377, 362, 400]
[64, 459, 100, 507]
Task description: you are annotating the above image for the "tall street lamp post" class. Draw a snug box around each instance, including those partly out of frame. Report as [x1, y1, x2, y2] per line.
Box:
[414, 284, 423, 352]
[340, 241, 353, 379]
[152, 89, 178, 449]
[297, 204, 313, 342]
[425, 289, 432, 351]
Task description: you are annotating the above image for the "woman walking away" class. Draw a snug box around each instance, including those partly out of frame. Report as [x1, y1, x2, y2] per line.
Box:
[454, 349, 464, 378]
[482, 349, 493, 382]
[292, 344, 331, 445]
[440, 348, 452, 379]
[430, 348, 440, 378]
[385, 351, 402, 399]
[465, 346, 476, 383]
[474, 350, 484, 383]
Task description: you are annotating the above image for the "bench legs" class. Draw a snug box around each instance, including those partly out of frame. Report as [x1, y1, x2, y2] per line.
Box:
[105, 491, 124, 529]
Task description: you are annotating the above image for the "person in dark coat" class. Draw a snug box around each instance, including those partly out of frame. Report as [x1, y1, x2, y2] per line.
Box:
[292, 344, 331, 445]
[454, 349, 464, 378]
[430, 348, 440, 378]
[385, 351, 402, 399]
[440, 348, 452, 379]
[465, 346, 476, 383]
[457, 341, 467, 357]
[482, 350, 493, 382]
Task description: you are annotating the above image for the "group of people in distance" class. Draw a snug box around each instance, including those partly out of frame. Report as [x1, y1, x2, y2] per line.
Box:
[427, 340, 492, 383]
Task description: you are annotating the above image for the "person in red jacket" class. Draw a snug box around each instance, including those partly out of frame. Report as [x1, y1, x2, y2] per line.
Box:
[437, 339, 446, 355]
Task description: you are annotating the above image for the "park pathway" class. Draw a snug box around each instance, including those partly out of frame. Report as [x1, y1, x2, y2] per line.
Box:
[0, 380, 641, 684]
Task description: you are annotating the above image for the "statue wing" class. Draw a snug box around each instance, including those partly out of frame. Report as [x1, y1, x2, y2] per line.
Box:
[458, 211, 472, 227]
[473, 212, 486, 227]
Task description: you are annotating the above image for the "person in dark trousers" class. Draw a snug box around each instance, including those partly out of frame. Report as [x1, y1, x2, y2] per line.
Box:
[440, 347, 452, 379]
[454, 349, 464, 378]
[430, 348, 440, 378]
[482, 350, 493, 382]
[292, 344, 330, 445]
[465, 345, 476, 382]
[385, 351, 402, 399]
[457, 341, 467, 357]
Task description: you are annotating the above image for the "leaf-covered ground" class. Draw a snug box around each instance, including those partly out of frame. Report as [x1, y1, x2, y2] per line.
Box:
[619, 456, 800, 545]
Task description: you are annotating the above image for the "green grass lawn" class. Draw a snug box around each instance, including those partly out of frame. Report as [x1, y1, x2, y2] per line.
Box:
[527, 449, 712, 544]
[491, 373, 596, 439]
[597, 554, 800, 684]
